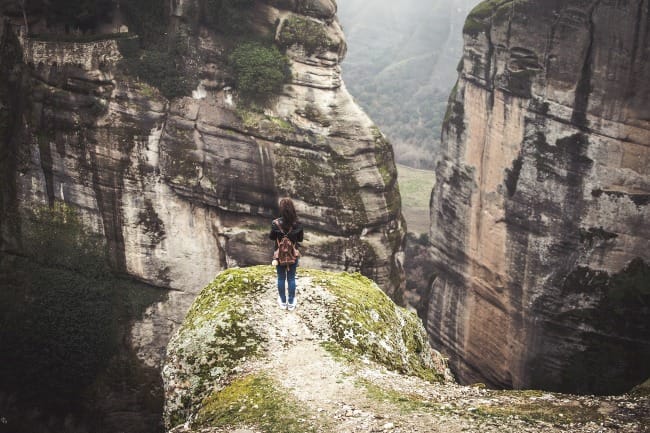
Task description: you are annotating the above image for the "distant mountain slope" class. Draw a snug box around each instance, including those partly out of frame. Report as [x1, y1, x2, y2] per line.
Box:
[338, 0, 481, 168]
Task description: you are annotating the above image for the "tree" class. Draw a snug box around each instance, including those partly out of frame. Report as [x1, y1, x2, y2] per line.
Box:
[229, 41, 290, 102]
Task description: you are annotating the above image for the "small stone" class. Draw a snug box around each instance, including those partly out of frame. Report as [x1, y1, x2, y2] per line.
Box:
[382, 422, 395, 430]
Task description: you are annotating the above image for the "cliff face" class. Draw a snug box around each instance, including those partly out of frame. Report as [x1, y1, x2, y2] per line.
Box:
[0, 0, 405, 370]
[426, 0, 650, 394]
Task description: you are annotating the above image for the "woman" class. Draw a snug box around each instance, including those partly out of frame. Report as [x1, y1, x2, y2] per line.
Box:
[269, 198, 304, 311]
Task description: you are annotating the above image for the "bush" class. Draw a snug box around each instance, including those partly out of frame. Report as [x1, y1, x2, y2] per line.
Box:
[278, 15, 334, 55]
[119, 39, 195, 100]
[229, 41, 290, 101]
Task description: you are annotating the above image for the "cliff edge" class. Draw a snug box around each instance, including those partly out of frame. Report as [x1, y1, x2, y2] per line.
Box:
[162, 266, 648, 433]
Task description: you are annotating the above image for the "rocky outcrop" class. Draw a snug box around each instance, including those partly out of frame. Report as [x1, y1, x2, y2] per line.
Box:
[163, 266, 449, 430]
[0, 0, 405, 371]
[162, 266, 648, 433]
[426, 0, 650, 394]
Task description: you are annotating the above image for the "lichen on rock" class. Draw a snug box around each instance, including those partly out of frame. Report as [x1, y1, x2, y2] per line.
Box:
[162, 265, 448, 430]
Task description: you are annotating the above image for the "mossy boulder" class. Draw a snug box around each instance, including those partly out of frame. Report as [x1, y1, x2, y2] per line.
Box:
[162, 266, 448, 430]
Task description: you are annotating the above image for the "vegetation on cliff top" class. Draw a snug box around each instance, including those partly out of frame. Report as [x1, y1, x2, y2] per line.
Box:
[278, 15, 336, 55]
[164, 266, 446, 428]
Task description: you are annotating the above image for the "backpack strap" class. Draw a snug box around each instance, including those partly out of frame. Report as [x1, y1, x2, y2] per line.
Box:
[274, 218, 288, 249]
[273, 218, 285, 235]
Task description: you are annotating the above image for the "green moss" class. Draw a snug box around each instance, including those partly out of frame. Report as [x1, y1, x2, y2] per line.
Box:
[182, 267, 270, 330]
[195, 373, 323, 432]
[0, 202, 166, 416]
[21, 201, 108, 274]
[270, 116, 294, 131]
[237, 108, 294, 133]
[278, 15, 335, 55]
[474, 400, 604, 424]
[303, 270, 443, 382]
[167, 267, 273, 424]
[358, 378, 435, 413]
[273, 148, 368, 229]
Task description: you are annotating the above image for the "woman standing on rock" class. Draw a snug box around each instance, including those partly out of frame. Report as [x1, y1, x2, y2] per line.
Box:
[270, 198, 304, 311]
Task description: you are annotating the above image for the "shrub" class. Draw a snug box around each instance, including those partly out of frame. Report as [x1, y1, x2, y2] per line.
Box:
[119, 40, 195, 100]
[278, 15, 334, 55]
[229, 41, 290, 101]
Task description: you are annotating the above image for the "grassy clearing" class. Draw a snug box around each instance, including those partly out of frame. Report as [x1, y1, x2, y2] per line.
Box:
[396, 164, 434, 234]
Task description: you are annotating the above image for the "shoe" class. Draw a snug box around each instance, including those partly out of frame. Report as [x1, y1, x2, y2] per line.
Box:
[277, 296, 287, 309]
[287, 299, 297, 311]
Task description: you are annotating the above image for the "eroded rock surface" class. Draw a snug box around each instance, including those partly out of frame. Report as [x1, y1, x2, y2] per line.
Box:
[426, 0, 650, 394]
[0, 0, 405, 371]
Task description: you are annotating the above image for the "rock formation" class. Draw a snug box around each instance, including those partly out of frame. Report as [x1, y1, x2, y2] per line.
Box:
[161, 266, 648, 433]
[163, 266, 449, 430]
[426, 0, 650, 394]
[0, 0, 405, 371]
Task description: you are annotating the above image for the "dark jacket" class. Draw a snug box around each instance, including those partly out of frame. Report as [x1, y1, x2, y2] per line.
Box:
[269, 218, 304, 246]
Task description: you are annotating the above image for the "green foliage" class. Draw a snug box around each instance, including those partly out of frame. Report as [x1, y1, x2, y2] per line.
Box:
[204, 0, 254, 34]
[0, 202, 166, 412]
[196, 373, 322, 432]
[119, 37, 195, 100]
[229, 41, 290, 101]
[278, 15, 334, 55]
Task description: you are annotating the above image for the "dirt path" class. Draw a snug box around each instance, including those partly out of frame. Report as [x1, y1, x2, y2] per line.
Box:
[249, 275, 648, 433]
[172, 273, 649, 433]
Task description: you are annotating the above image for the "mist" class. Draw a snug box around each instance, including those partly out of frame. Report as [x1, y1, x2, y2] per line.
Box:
[338, 0, 482, 169]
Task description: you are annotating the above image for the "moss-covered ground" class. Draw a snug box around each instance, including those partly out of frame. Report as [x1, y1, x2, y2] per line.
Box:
[302, 269, 443, 383]
[195, 373, 326, 432]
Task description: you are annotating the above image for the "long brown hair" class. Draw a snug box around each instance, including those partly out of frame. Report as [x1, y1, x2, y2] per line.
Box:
[279, 198, 297, 230]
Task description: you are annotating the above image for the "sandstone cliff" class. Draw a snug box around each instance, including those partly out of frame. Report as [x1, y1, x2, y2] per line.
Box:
[426, 0, 650, 394]
[0, 0, 405, 370]
[161, 266, 648, 433]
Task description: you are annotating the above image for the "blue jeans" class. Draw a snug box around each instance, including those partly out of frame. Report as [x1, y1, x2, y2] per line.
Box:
[277, 260, 298, 304]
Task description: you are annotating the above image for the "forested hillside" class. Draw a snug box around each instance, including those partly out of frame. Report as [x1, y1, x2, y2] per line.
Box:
[338, 0, 480, 168]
